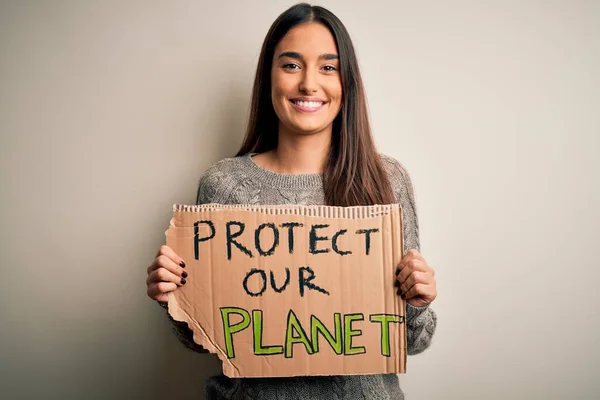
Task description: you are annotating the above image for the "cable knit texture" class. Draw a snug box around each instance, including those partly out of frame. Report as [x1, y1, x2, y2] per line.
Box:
[163, 153, 437, 399]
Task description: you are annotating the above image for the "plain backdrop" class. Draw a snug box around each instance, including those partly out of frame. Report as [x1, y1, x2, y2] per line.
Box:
[1, 1, 599, 399]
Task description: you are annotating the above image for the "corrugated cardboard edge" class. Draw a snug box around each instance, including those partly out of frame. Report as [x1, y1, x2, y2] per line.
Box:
[172, 203, 401, 219]
[399, 206, 407, 373]
[165, 203, 404, 377]
[165, 212, 241, 376]
[167, 292, 241, 376]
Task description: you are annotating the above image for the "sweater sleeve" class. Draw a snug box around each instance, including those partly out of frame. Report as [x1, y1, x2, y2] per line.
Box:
[158, 168, 226, 354]
[383, 155, 437, 356]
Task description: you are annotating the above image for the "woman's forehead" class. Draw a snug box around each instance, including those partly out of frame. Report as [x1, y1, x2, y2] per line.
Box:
[275, 22, 338, 58]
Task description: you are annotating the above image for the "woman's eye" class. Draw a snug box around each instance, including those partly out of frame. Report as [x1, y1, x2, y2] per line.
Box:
[283, 63, 300, 70]
[322, 65, 337, 72]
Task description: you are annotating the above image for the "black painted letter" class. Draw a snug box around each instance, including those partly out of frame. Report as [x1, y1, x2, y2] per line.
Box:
[270, 268, 290, 293]
[194, 220, 215, 260]
[255, 223, 279, 256]
[299, 266, 330, 297]
[309, 224, 330, 255]
[226, 221, 253, 260]
[331, 229, 351, 256]
[280, 222, 303, 254]
[243, 268, 267, 297]
[356, 228, 380, 256]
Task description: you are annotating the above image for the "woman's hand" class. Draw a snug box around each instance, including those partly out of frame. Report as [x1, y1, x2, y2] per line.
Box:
[146, 245, 188, 303]
[395, 249, 437, 308]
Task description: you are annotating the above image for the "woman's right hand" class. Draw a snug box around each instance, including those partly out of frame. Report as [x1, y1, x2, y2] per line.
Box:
[146, 245, 188, 303]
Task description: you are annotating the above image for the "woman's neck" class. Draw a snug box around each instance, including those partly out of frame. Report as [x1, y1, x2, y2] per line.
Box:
[256, 125, 331, 175]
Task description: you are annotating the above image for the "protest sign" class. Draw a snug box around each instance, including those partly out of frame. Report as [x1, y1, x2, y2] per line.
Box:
[166, 203, 406, 378]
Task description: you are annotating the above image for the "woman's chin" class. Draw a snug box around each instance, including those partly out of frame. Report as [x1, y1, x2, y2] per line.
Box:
[286, 122, 331, 136]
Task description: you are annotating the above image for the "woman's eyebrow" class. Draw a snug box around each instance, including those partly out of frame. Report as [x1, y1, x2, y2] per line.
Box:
[277, 51, 339, 60]
[320, 53, 339, 60]
[278, 51, 302, 60]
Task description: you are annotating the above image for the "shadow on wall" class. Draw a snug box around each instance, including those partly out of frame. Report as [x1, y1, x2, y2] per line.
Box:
[148, 83, 251, 399]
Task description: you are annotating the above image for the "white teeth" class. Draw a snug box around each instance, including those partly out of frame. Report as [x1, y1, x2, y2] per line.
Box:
[294, 100, 323, 108]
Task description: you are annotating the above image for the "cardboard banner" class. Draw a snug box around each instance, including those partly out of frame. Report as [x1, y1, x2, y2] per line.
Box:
[166, 203, 406, 378]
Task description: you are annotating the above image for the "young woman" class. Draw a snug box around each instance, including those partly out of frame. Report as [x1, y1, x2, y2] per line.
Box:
[146, 3, 437, 399]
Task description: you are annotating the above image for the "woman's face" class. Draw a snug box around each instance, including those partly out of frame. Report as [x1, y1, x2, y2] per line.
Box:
[271, 22, 342, 137]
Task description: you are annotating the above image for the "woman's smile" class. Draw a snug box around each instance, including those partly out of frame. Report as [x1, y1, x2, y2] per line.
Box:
[289, 97, 327, 113]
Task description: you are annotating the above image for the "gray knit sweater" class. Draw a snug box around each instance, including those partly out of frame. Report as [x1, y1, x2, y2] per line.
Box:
[165, 153, 437, 400]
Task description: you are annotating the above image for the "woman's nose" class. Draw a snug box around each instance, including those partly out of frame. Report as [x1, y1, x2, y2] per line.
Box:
[299, 70, 318, 93]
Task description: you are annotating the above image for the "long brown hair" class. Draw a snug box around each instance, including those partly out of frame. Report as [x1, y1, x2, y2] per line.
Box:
[236, 3, 395, 207]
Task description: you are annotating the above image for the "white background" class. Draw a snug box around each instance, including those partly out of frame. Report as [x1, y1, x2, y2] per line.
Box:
[1, 1, 599, 398]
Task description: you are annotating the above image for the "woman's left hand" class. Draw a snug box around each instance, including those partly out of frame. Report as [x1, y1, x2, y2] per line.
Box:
[395, 249, 437, 308]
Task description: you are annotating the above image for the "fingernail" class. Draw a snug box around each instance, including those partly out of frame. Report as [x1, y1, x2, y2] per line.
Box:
[395, 267, 400, 275]
[179, 261, 186, 268]
[394, 280, 399, 287]
[397, 289, 402, 296]
[182, 271, 188, 278]
[180, 278, 187, 285]
[401, 293, 406, 300]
